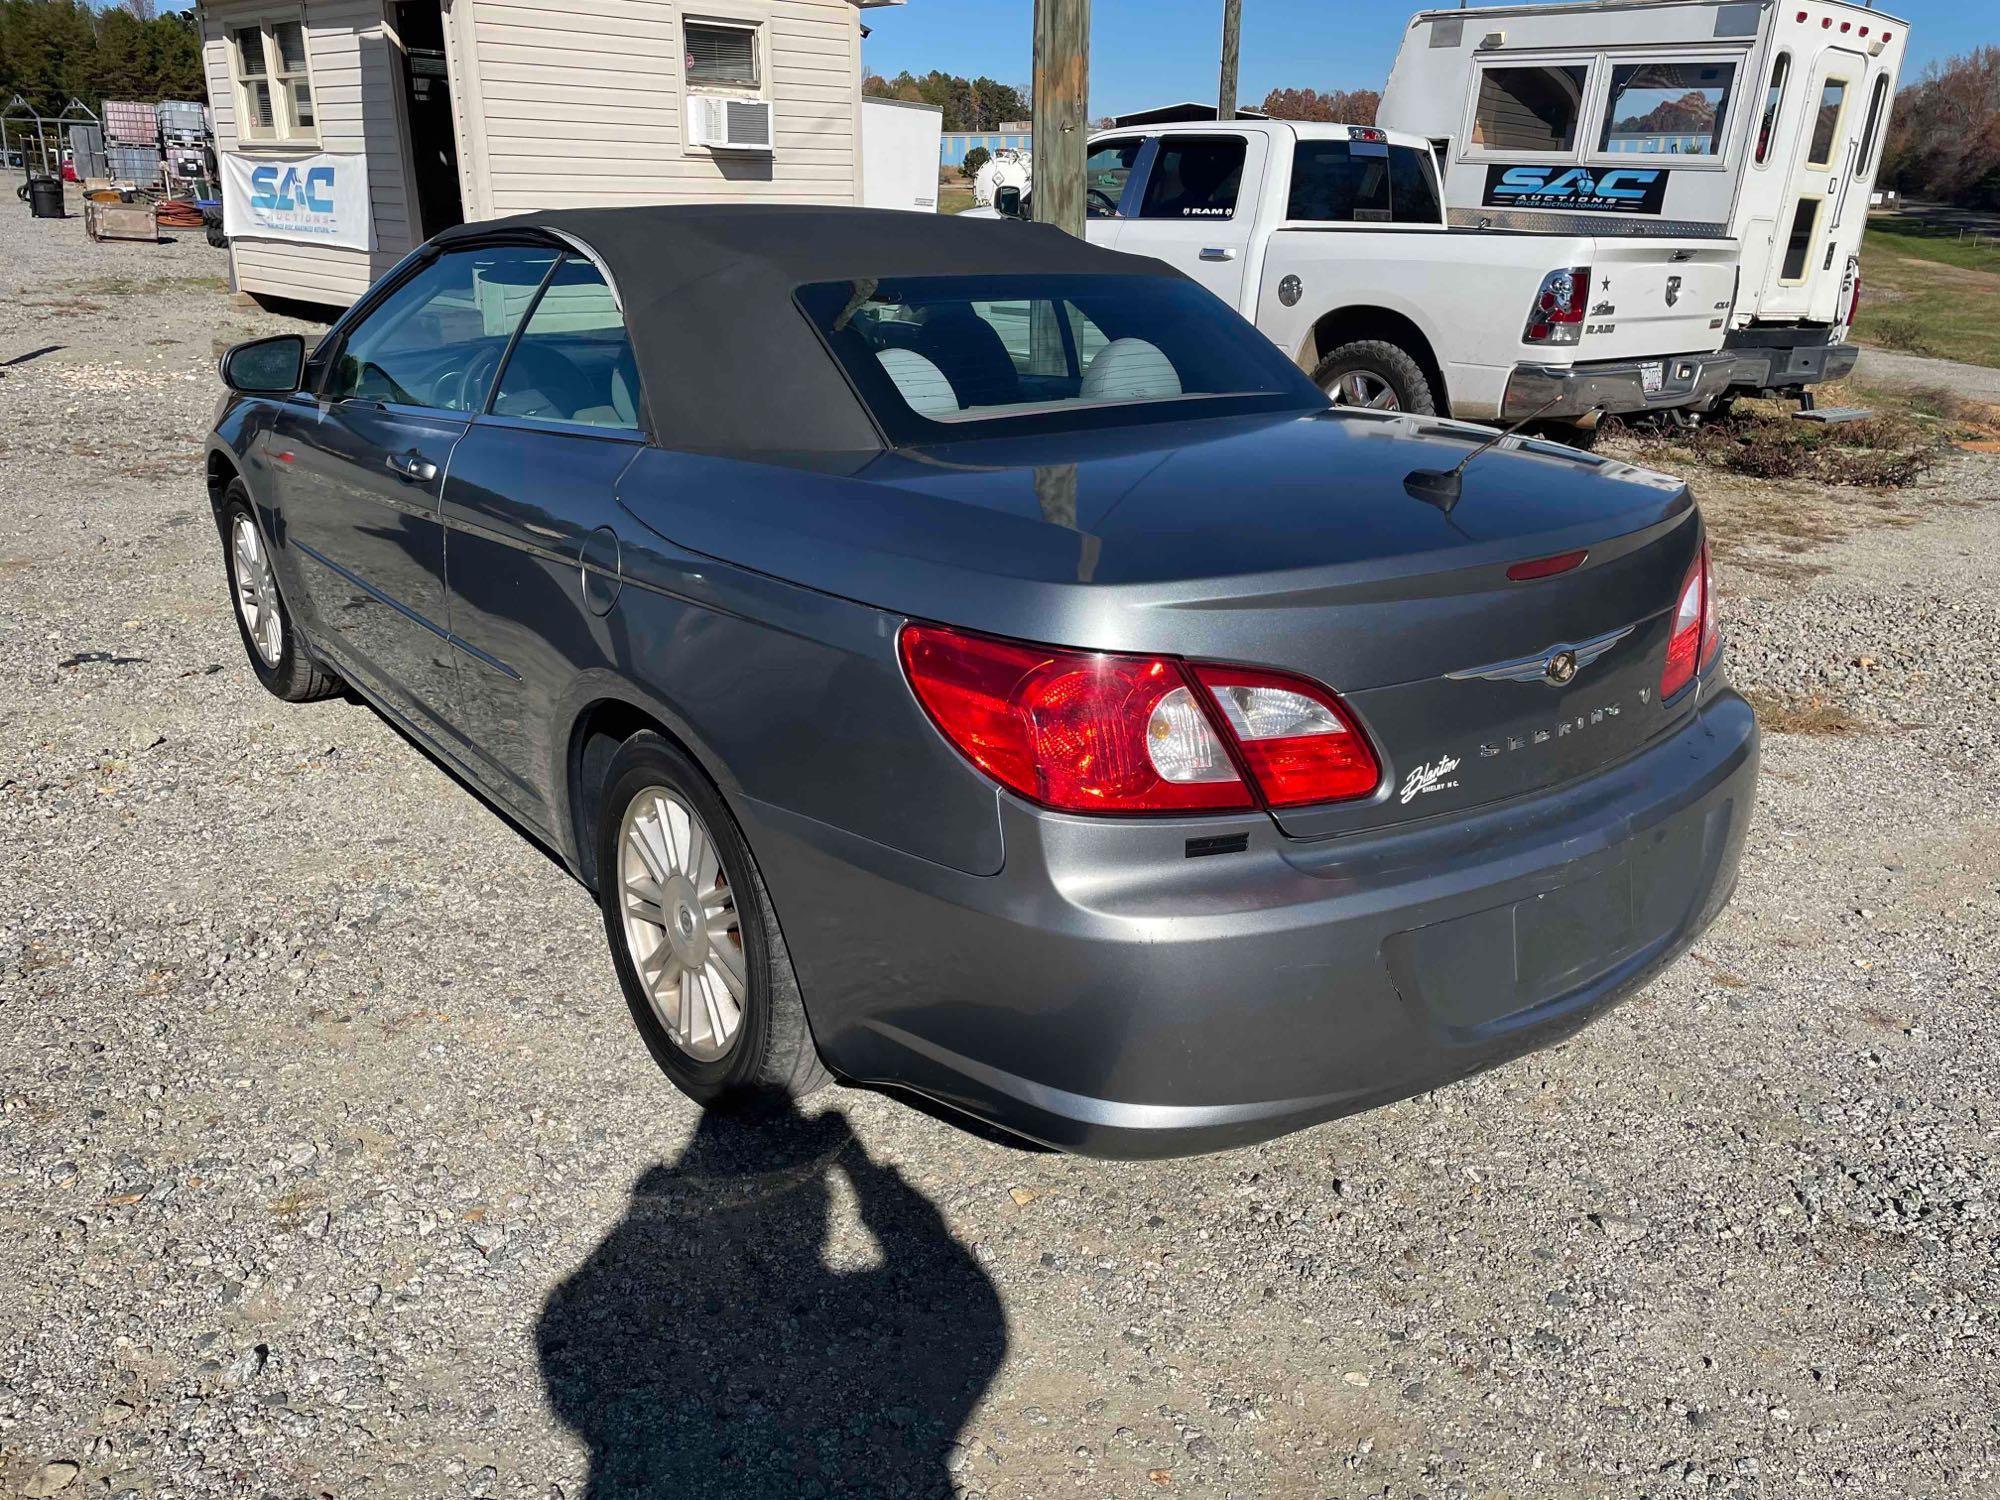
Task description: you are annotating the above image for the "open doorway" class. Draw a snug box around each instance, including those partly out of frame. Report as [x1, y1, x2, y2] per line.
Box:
[395, 0, 464, 239]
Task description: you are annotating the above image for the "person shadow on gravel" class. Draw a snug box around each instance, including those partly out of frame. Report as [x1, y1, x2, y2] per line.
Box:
[536, 1092, 1006, 1497]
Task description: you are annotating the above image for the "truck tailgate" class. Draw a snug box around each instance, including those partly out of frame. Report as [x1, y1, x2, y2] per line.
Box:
[1580, 242, 1736, 361]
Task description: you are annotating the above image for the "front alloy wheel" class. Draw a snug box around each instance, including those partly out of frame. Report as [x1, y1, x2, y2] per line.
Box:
[231, 513, 284, 667]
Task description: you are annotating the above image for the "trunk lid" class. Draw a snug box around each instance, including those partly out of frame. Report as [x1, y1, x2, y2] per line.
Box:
[617, 408, 1703, 839]
[1576, 239, 1737, 361]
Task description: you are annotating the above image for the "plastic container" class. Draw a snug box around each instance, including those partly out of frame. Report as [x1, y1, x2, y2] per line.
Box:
[27, 176, 66, 218]
[102, 99, 160, 145]
[106, 144, 163, 188]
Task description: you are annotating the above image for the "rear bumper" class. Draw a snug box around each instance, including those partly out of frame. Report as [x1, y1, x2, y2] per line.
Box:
[746, 680, 1759, 1158]
[1723, 337, 1859, 393]
[1502, 351, 1738, 420]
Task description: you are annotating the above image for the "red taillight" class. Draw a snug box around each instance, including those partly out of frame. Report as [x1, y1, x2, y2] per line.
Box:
[1191, 664, 1381, 807]
[1524, 265, 1590, 345]
[1844, 262, 1863, 329]
[899, 624, 1380, 815]
[1661, 539, 1718, 699]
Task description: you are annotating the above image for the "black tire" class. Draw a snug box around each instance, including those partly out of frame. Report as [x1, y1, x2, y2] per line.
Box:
[220, 483, 341, 703]
[206, 222, 229, 249]
[1312, 338, 1437, 415]
[595, 731, 830, 1111]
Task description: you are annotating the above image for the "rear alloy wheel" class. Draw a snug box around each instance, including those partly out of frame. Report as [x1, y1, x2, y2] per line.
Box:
[595, 732, 829, 1109]
[1312, 338, 1437, 415]
[220, 483, 340, 702]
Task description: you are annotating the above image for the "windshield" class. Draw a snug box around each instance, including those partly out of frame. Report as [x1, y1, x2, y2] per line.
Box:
[796, 274, 1325, 445]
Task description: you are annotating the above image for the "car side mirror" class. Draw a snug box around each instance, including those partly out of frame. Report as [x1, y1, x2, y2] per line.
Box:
[220, 334, 306, 395]
[994, 185, 1024, 218]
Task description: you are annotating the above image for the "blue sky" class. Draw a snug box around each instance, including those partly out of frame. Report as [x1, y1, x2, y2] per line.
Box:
[862, 0, 1991, 119]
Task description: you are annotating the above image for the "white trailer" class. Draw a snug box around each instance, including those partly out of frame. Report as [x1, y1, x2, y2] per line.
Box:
[861, 98, 945, 213]
[1380, 0, 1908, 402]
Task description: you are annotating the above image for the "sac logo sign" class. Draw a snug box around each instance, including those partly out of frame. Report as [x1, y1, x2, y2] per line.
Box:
[221, 150, 374, 251]
[1481, 165, 1669, 215]
[249, 164, 336, 215]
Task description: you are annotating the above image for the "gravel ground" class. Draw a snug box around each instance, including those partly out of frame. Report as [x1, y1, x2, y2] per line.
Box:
[3, 204, 1998, 1500]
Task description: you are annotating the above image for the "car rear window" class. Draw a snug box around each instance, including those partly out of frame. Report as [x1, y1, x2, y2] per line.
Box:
[796, 274, 1324, 445]
[1287, 140, 1442, 224]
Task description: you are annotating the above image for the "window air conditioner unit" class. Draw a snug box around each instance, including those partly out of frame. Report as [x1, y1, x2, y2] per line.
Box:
[687, 94, 773, 153]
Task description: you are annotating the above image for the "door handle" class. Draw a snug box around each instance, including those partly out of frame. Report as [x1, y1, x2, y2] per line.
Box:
[386, 452, 438, 483]
[1199, 246, 1238, 262]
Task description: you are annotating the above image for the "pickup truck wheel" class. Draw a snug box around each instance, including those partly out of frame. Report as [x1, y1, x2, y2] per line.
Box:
[1313, 340, 1436, 415]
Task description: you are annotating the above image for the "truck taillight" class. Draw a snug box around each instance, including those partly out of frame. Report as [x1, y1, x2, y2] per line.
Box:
[1843, 259, 1863, 330]
[1660, 539, 1719, 699]
[899, 624, 1380, 816]
[1524, 265, 1590, 345]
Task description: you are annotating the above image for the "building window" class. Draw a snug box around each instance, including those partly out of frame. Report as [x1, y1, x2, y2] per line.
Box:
[685, 19, 760, 91]
[230, 15, 316, 144]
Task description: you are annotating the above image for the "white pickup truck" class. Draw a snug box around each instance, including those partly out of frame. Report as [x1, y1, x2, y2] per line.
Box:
[982, 119, 1741, 432]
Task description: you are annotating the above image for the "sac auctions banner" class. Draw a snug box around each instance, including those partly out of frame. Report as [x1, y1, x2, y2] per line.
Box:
[221, 151, 374, 250]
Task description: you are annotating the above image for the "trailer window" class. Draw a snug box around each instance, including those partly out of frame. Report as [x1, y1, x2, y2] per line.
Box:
[1755, 53, 1789, 165]
[1598, 61, 1735, 157]
[1779, 197, 1818, 283]
[1807, 79, 1846, 168]
[1855, 74, 1889, 176]
[1471, 65, 1588, 153]
[1139, 137, 1246, 220]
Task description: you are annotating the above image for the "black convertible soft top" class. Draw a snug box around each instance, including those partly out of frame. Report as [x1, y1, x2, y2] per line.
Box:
[430, 204, 1178, 453]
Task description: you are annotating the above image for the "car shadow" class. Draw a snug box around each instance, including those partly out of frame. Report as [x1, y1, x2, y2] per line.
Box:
[537, 1091, 1007, 1497]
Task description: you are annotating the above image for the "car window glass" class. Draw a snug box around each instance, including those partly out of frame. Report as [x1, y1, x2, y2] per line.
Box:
[1387, 145, 1442, 223]
[491, 255, 639, 430]
[1472, 64, 1587, 152]
[326, 244, 558, 410]
[1598, 60, 1735, 156]
[798, 273, 1324, 445]
[1287, 141, 1389, 221]
[1138, 137, 1246, 220]
[1065, 300, 1110, 372]
[1084, 138, 1142, 217]
[1288, 140, 1441, 225]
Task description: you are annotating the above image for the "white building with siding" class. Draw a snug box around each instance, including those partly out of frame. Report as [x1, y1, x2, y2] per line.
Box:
[200, 0, 899, 306]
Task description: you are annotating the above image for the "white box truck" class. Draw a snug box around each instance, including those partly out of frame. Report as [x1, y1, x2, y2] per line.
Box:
[1380, 0, 1908, 405]
[861, 98, 945, 213]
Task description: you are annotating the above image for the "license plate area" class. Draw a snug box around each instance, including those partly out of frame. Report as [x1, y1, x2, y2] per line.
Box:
[1640, 360, 1664, 395]
[1382, 862, 1636, 1032]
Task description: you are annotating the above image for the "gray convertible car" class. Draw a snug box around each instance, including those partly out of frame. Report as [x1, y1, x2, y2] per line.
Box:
[206, 205, 1756, 1157]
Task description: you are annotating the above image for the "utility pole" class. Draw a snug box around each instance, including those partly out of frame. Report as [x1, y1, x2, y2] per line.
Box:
[1031, 0, 1090, 238]
[1218, 0, 1241, 121]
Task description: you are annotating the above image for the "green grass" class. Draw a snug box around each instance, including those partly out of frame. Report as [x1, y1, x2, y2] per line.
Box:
[1854, 219, 2000, 368]
[938, 175, 976, 215]
[1863, 218, 2000, 273]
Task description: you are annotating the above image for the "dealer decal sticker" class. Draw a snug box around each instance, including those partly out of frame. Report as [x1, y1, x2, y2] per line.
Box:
[1481, 165, 1669, 215]
[1398, 753, 1462, 805]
